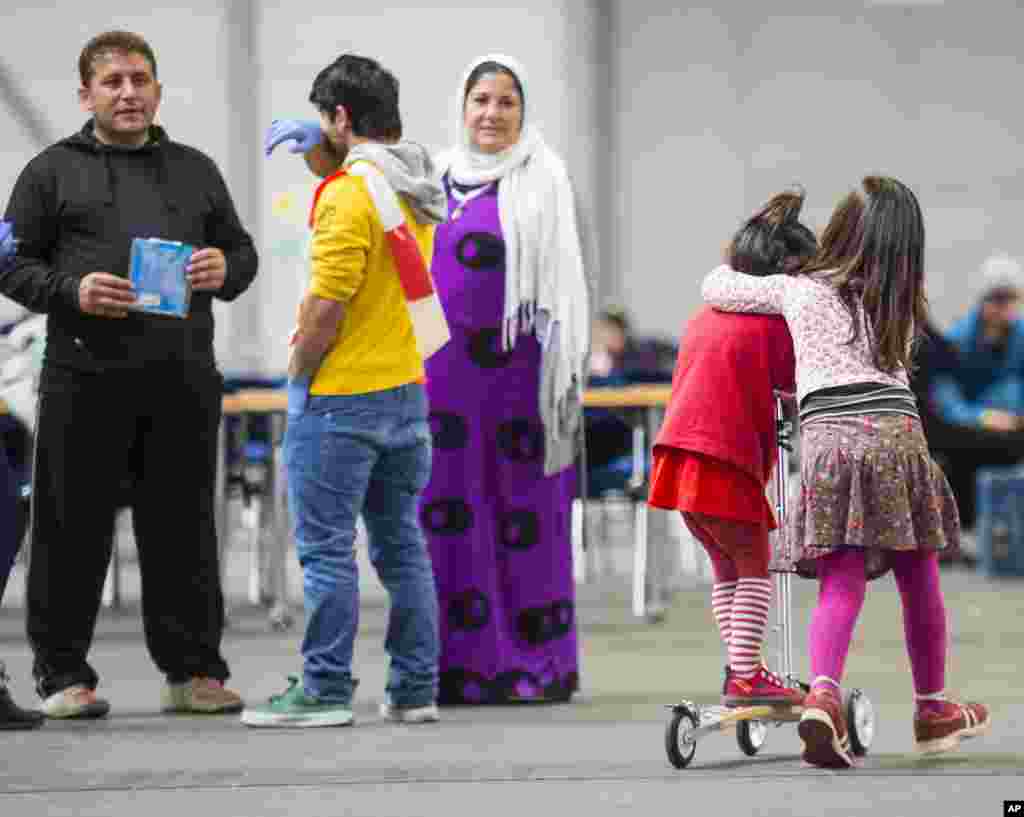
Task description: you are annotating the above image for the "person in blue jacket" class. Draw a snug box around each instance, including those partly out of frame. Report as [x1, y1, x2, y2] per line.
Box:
[926, 254, 1024, 529]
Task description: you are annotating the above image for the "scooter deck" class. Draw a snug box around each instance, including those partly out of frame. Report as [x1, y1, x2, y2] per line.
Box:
[713, 704, 803, 725]
[670, 702, 804, 744]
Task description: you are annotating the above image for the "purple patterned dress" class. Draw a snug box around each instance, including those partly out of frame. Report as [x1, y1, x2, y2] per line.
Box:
[421, 177, 579, 705]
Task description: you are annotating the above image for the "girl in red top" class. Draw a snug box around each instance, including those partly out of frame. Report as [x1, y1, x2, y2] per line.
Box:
[649, 191, 815, 707]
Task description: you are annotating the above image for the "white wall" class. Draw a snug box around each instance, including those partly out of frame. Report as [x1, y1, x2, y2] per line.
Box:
[257, 0, 609, 374]
[4, 2, 1022, 372]
[0, 1, 608, 374]
[0, 5, 234, 195]
[612, 4, 745, 336]
[0, 2, 247, 364]
[614, 1, 1024, 338]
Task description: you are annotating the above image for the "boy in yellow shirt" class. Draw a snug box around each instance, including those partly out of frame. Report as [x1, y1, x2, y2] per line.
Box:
[242, 55, 447, 728]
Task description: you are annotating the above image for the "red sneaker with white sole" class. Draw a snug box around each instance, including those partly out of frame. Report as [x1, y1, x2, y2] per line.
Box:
[798, 687, 854, 768]
[914, 699, 990, 755]
[723, 665, 805, 708]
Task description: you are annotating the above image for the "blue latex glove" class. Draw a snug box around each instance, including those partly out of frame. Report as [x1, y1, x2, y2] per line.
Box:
[264, 120, 322, 156]
[286, 375, 312, 417]
[0, 221, 16, 269]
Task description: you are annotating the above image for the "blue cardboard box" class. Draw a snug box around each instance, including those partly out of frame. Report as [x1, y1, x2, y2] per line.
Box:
[975, 465, 1024, 578]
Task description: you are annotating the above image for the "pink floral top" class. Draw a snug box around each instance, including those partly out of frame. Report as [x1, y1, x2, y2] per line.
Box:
[701, 264, 909, 406]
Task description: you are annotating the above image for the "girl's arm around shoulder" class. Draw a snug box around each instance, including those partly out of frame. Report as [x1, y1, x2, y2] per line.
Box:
[701, 263, 788, 316]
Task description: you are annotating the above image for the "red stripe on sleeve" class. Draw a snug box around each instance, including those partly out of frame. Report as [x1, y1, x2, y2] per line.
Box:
[308, 169, 349, 228]
[387, 225, 434, 301]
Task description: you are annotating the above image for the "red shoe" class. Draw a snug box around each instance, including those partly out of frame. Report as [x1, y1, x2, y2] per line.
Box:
[914, 699, 990, 755]
[723, 665, 805, 708]
[798, 687, 854, 768]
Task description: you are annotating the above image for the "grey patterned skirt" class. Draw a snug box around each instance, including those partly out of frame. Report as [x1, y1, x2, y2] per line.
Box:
[790, 413, 960, 580]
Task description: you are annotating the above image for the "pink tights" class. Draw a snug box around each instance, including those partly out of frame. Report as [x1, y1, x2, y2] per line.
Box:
[808, 548, 946, 698]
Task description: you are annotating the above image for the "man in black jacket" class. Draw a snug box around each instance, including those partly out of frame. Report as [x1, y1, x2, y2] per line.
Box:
[1, 30, 257, 718]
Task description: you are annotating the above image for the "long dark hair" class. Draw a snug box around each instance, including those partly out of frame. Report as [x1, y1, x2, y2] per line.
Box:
[728, 189, 817, 277]
[799, 176, 927, 373]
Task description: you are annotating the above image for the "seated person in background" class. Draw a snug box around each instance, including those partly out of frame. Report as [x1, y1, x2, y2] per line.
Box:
[585, 307, 675, 495]
[589, 306, 676, 384]
[920, 254, 1024, 530]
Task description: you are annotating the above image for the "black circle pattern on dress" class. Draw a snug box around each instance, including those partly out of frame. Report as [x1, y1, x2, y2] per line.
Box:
[437, 668, 578, 706]
[429, 411, 469, 451]
[455, 231, 505, 270]
[496, 419, 544, 463]
[447, 588, 491, 632]
[493, 670, 546, 701]
[421, 499, 474, 535]
[500, 510, 540, 551]
[468, 327, 513, 369]
[516, 599, 574, 646]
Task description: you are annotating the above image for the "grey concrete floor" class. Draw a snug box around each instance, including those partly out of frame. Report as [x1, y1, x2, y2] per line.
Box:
[1, 546, 1021, 817]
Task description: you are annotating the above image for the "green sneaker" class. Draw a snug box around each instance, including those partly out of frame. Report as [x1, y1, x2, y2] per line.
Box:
[240, 676, 353, 728]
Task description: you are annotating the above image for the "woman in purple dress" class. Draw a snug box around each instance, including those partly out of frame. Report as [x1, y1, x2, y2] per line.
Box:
[424, 55, 591, 705]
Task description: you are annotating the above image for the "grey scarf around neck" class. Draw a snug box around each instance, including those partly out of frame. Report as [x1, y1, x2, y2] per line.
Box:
[344, 142, 447, 225]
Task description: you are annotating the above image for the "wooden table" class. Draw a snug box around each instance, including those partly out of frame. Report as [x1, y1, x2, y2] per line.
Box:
[581, 383, 671, 409]
[217, 383, 673, 619]
[580, 384, 671, 617]
[222, 383, 671, 415]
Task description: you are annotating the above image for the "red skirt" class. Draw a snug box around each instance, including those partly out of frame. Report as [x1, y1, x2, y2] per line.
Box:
[648, 446, 776, 529]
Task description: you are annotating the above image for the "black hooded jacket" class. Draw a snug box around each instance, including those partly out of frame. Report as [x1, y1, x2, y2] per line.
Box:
[1, 121, 258, 373]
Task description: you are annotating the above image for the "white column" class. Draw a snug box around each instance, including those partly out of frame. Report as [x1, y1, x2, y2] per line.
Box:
[217, 0, 266, 375]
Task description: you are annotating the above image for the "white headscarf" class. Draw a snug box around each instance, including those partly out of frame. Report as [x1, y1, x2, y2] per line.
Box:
[437, 54, 590, 474]
[442, 55, 542, 193]
[979, 252, 1024, 297]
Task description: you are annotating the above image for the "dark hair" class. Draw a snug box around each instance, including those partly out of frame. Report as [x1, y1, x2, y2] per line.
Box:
[308, 54, 402, 141]
[79, 31, 158, 86]
[982, 286, 1020, 305]
[799, 175, 928, 373]
[597, 306, 630, 334]
[728, 189, 817, 278]
[463, 61, 525, 112]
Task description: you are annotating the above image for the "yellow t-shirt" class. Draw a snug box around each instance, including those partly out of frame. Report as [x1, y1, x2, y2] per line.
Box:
[308, 163, 433, 396]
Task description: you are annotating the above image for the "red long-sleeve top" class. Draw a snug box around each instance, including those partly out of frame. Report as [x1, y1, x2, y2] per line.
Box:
[655, 306, 795, 489]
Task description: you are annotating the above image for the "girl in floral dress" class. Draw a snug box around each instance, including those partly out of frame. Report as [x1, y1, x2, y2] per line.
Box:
[703, 176, 991, 768]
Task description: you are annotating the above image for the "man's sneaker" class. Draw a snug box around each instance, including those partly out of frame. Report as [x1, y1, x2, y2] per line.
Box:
[798, 687, 854, 768]
[162, 677, 244, 714]
[379, 699, 440, 724]
[914, 699, 990, 755]
[41, 685, 110, 719]
[723, 665, 805, 708]
[0, 679, 44, 730]
[240, 676, 354, 728]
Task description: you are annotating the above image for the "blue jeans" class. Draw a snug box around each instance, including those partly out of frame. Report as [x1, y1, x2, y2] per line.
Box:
[284, 381, 438, 707]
